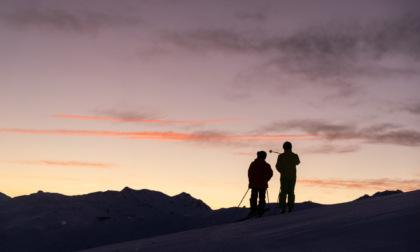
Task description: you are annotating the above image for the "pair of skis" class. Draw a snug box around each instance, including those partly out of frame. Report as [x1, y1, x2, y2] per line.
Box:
[232, 188, 272, 222]
[235, 208, 270, 222]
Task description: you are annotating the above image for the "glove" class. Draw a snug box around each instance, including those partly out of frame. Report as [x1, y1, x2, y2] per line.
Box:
[248, 183, 252, 189]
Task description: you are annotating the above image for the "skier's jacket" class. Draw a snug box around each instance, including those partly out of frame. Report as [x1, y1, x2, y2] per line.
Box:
[275, 150, 300, 179]
[248, 157, 273, 189]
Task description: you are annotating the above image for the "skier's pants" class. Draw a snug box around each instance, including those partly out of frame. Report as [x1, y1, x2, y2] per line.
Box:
[250, 188, 266, 213]
[279, 178, 296, 210]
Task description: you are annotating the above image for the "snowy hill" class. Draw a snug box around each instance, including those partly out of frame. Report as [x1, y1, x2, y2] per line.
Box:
[82, 190, 420, 252]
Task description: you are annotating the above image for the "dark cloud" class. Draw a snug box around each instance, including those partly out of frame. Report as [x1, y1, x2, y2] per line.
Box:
[262, 119, 358, 139]
[93, 108, 160, 121]
[261, 119, 420, 147]
[166, 15, 420, 62]
[305, 144, 361, 154]
[273, 15, 420, 80]
[403, 101, 420, 115]
[164, 15, 420, 97]
[166, 29, 263, 54]
[0, 8, 143, 33]
[366, 129, 420, 146]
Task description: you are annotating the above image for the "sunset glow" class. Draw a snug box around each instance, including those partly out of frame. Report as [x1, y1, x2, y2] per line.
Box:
[1, 0, 419, 209]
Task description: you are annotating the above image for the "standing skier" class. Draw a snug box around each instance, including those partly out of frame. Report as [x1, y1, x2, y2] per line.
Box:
[248, 151, 273, 217]
[276, 141, 300, 214]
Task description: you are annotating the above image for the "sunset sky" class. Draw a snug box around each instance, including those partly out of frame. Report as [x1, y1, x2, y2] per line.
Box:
[1, 0, 420, 209]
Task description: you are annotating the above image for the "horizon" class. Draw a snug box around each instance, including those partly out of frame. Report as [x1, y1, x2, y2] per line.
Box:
[1, 0, 420, 209]
[2, 187, 417, 251]
[0, 185, 412, 210]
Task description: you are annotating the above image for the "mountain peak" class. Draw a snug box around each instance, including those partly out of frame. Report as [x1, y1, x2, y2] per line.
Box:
[0, 192, 11, 201]
[173, 192, 212, 211]
[356, 189, 403, 201]
[174, 192, 192, 198]
[121, 186, 135, 193]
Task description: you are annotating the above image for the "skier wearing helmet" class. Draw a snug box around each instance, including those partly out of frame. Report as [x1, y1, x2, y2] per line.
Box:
[248, 151, 273, 217]
[276, 141, 300, 214]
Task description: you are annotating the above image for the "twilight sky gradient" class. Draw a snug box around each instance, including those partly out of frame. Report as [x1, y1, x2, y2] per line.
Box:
[1, 0, 420, 209]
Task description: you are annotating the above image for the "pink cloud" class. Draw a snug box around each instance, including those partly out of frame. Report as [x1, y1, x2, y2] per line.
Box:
[6, 160, 113, 169]
[0, 128, 323, 142]
[53, 114, 236, 124]
[0, 128, 128, 136]
[123, 133, 324, 142]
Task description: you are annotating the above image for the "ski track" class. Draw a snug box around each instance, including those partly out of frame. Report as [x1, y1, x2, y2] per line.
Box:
[80, 190, 420, 252]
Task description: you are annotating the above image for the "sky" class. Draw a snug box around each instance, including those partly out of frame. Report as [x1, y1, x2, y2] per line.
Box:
[1, 0, 420, 209]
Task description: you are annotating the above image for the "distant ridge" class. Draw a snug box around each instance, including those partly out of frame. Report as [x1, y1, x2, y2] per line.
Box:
[0, 188, 410, 251]
[355, 189, 403, 201]
[0, 192, 10, 201]
[172, 192, 211, 211]
[0, 187, 215, 251]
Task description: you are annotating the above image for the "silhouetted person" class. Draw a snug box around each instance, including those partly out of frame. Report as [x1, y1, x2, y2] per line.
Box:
[248, 151, 273, 217]
[276, 142, 300, 214]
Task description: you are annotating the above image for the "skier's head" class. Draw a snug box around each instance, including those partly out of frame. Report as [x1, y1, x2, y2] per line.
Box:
[283, 141, 292, 150]
[257, 151, 267, 159]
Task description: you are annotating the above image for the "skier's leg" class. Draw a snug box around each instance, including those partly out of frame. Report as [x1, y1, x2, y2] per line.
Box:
[249, 188, 258, 215]
[287, 179, 297, 211]
[257, 189, 266, 216]
[279, 179, 287, 212]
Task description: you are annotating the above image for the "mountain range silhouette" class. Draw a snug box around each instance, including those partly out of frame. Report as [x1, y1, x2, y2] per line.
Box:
[0, 188, 417, 251]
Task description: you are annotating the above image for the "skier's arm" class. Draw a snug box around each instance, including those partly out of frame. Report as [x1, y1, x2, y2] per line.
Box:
[267, 165, 273, 181]
[248, 163, 254, 188]
[275, 155, 282, 173]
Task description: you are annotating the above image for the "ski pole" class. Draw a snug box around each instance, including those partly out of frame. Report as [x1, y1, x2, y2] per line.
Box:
[266, 189, 270, 212]
[231, 188, 250, 220]
[269, 150, 281, 154]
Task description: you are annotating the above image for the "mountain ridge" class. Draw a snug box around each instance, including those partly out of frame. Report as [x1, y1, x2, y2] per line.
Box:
[0, 192, 10, 201]
[355, 189, 403, 201]
[0, 188, 411, 251]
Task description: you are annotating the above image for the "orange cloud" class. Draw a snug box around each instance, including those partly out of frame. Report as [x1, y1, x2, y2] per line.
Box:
[6, 160, 113, 169]
[299, 178, 420, 192]
[0, 128, 323, 142]
[123, 133, 324, 142]
[0, 128, 126, 136]
[53, 114, 236, 124]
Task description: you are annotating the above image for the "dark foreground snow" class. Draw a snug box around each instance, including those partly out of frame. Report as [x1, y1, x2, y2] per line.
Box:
[81, 190, 420, 252]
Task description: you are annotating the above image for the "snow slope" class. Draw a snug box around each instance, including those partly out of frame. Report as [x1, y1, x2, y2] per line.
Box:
[81, 190, 420, 252]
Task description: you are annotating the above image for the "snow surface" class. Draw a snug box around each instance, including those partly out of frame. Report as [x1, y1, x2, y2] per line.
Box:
[81, 190, 420, 252]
